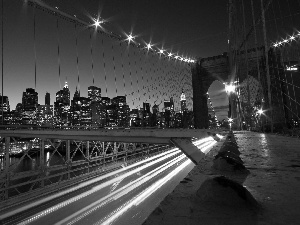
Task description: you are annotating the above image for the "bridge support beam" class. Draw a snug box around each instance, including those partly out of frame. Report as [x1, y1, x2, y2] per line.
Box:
[170, 138, 205, 165]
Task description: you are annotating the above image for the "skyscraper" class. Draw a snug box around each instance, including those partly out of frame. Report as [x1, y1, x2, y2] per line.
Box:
[45, 92, 50, 105]
[55, 81, 70, 106]
[0, 96, 10, 112]
[180, 90, 187, 112]
[88, 86, 101, 102]
[22, 88, 38, 111]
[54, 81, 70, 125]
[143, 102, 151, 113]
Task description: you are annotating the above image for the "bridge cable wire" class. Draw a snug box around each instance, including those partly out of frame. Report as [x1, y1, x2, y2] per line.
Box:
[33, 5, 37, 90]
[89, 30, 95, 85]
[112, 42, 117, 96]
[75, 23, 80, 92]
[120, 42, 126, 96]
[285, 0, 300, 119]
[128, 47, 134, 106]
[102, 37, 108, 97]
[271, 0, 300, 128]
[268, 1, 287, 126]
[56, 17, 61, 90]
[1, 0, 3, 124]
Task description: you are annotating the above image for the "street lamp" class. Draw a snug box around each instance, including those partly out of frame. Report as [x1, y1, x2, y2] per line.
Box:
[228, 118, 233, 131]
[225, 83, 236, 94]
[224, 82, 237, 129]
[257, 108, 264, 132]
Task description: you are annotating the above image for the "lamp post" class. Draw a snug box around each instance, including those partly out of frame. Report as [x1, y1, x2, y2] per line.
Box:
[257, 108, 264, 132]
[228, 117, 233, 131]
[224, 82, 238, 130]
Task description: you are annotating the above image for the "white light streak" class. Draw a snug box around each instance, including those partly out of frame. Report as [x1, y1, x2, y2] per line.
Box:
[58, 154, 187, 225]
[1, 148, 180, 221]
[96, 157, 191, 225]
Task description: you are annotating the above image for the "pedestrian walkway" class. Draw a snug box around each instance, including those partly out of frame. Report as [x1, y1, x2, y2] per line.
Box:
[144, 131, 300, 225]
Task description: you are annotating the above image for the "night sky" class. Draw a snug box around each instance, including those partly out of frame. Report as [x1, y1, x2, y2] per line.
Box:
[0, 0, 230, 119]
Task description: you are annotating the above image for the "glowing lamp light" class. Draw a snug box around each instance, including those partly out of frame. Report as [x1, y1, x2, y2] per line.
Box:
[146, 42, 153, 50]
[159, 49, 164, 54]
[127, 34, 134, 43]
[168, 52, 173, 57]
[257, 109, 263, 115]
[174, 56, 179, 59]
[228, 118, 233, 123]
[290, 36, 295, 40]
[225, 84, 235, 93]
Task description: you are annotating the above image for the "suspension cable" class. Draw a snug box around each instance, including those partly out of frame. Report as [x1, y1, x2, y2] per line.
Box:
[112, 42, 117, 96]
[89, 30, 94, 85]
[56, 17, 61, 90]
[102, 37, 107, 97]
[33, 5, 37, 89]
[75, 23, 80, 92]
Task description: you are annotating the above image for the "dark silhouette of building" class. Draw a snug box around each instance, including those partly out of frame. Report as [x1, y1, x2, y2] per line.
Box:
[45, 92, 50, 105]
[22, 88, 38, 111]
[54, 82, 70, 125]
[88, 86, 101, 102]
[0, 96, 10, 112]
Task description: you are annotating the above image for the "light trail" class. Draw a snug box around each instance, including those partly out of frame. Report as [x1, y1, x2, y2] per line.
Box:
[55, 154, 187, 225]
[96, 159, 192, 225]
[17, 149, 183, 225]
[0, 147, 180, 220]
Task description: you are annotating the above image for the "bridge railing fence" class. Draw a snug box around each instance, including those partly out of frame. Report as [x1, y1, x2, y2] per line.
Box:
[0, 135, 171, 209]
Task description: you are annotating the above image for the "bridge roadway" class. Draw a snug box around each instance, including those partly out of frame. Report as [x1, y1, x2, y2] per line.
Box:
[0, 128, 212, 144]
[1, 147, 197, 225]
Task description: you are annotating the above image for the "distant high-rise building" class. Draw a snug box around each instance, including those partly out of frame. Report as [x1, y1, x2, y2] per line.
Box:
[22, 88, 38, 111]
[45, 92, 50, 105]
[180, 90, 187, 112]
[54, 82, 71, 125]
[55, 81, 70, 105]
[101, 97, 111, 106]
[0, 96, 10, 112]
[112, 96, 126, 106]
[143, 102, 151, 114]
[88, 86, 101, 102]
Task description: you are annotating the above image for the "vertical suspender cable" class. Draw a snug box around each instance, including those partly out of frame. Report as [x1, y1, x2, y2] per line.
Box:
[242, 0, 251, 125]
[112, 43, 117, 96]
[102, 37, 107, 97]
[261, 0, 273, 132]
[33, 6, 37, 89]
[134, 48, 140, 105]
[286, 0, 299, 124]
[75, 23, 80, 91]
[271, 1, 287, 126]
[56, 17, 61, 90]
[128, 48, 133, 106]
[90, 31, 94, 85]
[120, 42, 126, 96]
[1, 0, 3, 124]
[251, 0, 262, 94]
